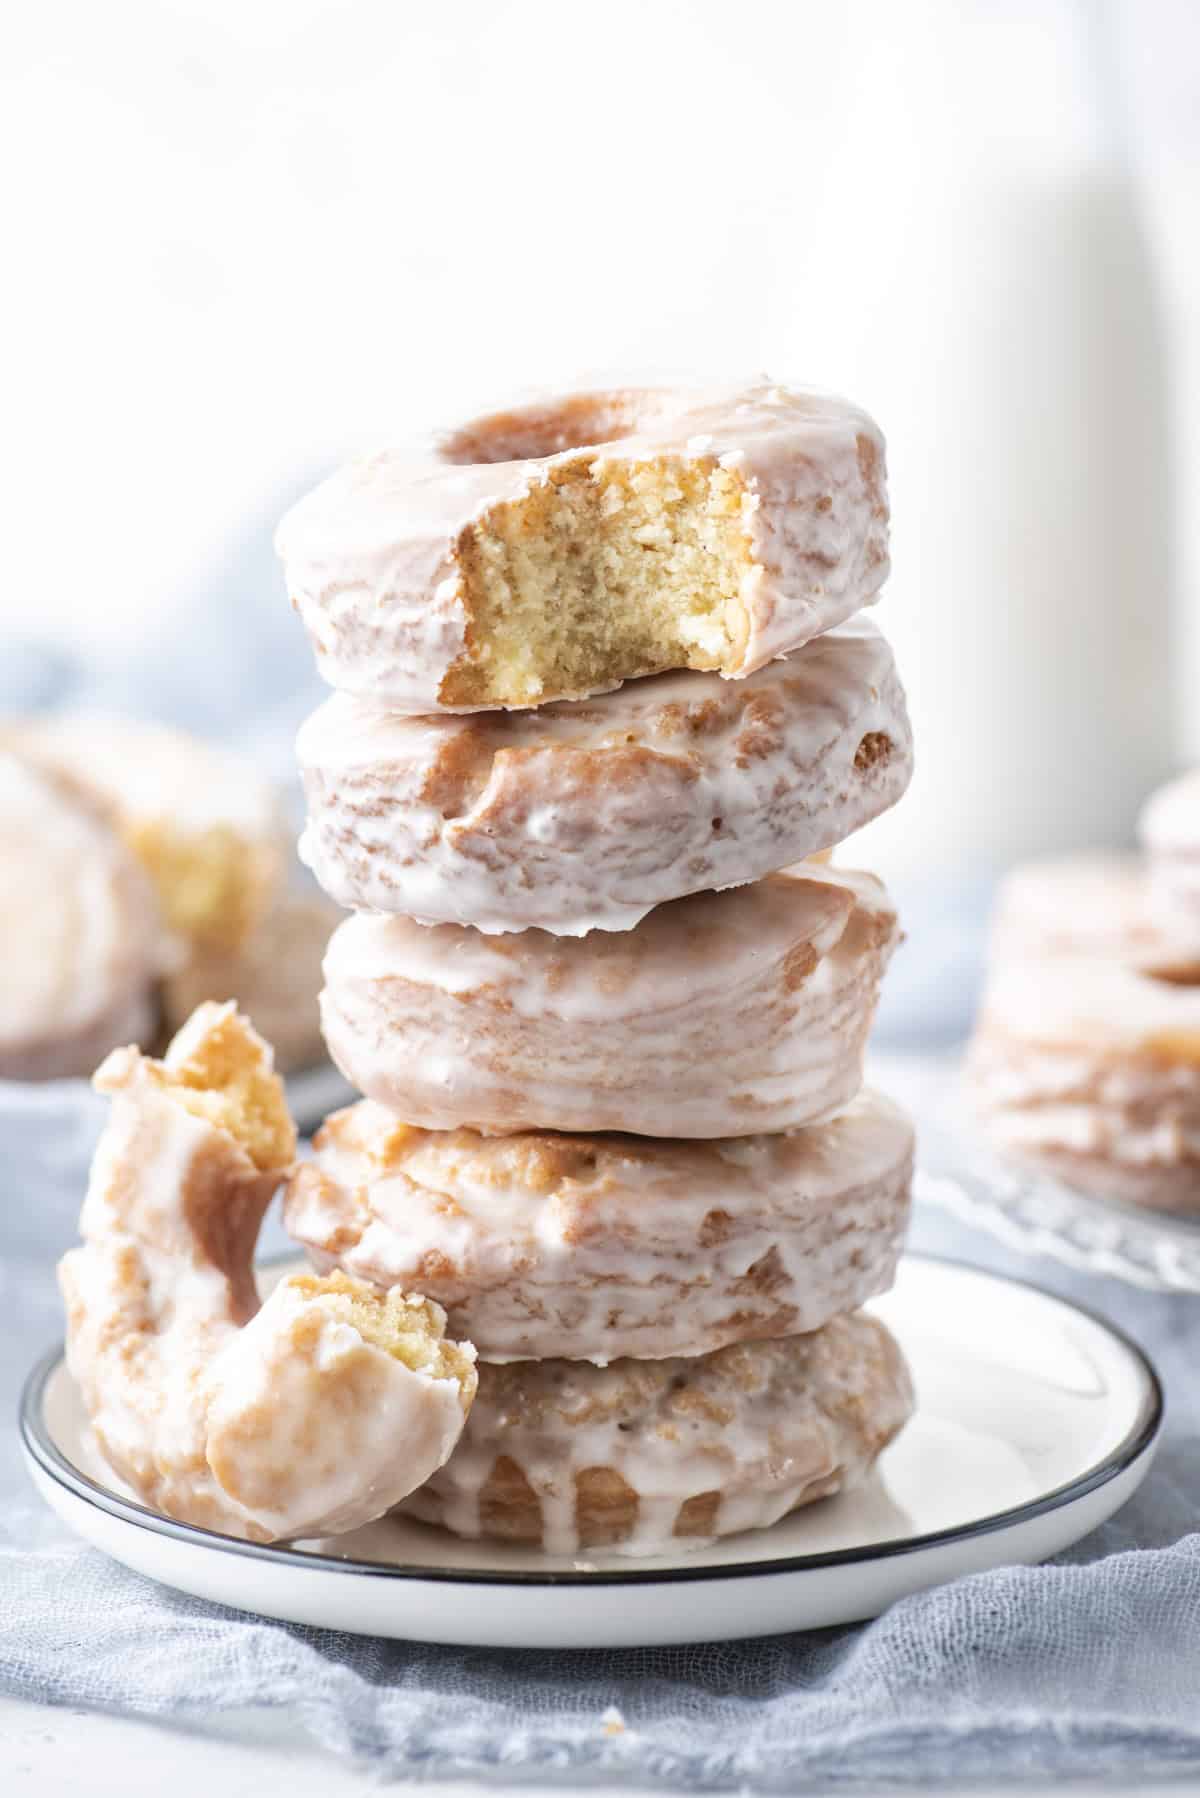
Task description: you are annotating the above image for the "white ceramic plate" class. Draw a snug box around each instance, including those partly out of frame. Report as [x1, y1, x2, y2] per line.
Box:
[22, 1255, 1161, 1649]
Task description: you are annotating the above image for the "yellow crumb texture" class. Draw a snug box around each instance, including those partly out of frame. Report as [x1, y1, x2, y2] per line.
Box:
[128, 819, 278, 951]
[1146, 1029, 1200, 1066]
[444, 456, 754, 707]
[288, 1268, 476, 1392]
[162, 1002, 297, 1170]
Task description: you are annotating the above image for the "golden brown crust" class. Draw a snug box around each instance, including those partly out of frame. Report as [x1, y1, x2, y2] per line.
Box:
[402, 1313, 914, 1551]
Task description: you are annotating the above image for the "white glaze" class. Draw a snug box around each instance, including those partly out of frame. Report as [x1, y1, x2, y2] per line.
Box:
[319, 863, 898, 1136]
[400, 1311, 913, 1556]
[284, 1090, 914, 1364]
[0, 751, 173, 1080]
[276, 380, 889, 711]
[59, 1014, 474, 1543]
[202, 1282, 471, 1541]
[297, 618, 912, 935]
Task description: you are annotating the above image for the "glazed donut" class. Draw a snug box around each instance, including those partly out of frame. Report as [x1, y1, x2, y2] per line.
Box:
[968, 953, 1200, 1212]
[986, 854, 1200, 979]
[163, 891, 341, 1074]
[8, 713, 289, 952]
[59, 1004, 476, 1541]
[400, 1311, 913, 1555]
[319, 863, 900, 1137]
[0, 752, 174, 1082]
[284, 1091, 914, 1364]
[1141, 770, 1200, 950]
[276, 380, 889, 713]
[297, 617, 912, 935]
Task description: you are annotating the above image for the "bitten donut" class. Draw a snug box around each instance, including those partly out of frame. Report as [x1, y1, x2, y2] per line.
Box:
[986, 854, 1200, 978]
[163, 891, 341, 1073]
[1141, 770, 1200, 950]
[0, 752, 174, 1081]
[59, 1004, 476, 1541]
[8, 713, 289, 952]
[277, 380, 889, 712]
[968, 954, 1200, 1213]
[284, 1092, 914, 1364]
[400, 1311, 913, 1555]
[297, 617, 912, 935]
[320, 863, 900, 1137]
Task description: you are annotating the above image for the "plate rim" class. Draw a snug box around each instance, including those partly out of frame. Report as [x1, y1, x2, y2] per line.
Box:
[20, 1251, 1164, 1590]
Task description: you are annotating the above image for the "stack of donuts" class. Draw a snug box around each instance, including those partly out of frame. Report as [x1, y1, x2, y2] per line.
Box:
[970, 769, 1200, 1215]
[276, 381, 918, 1555]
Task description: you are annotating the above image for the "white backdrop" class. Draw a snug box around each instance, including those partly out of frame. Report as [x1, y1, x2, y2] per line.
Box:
[4, 0, 1197, 885]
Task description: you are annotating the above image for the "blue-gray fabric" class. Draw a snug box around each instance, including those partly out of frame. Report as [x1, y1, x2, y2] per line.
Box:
[2, 560, 1198, 1790]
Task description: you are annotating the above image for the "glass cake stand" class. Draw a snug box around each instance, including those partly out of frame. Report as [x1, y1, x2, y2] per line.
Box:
[916, 1158, 1200, 1294]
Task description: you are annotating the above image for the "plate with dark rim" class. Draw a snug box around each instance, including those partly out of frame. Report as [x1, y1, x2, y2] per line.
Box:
[21, 1253, 1161, 1648]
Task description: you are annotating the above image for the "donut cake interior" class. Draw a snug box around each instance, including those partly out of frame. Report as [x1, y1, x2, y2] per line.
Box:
[284, 1267, 475, 1387]
[126, 817, 265, 950]
[441, 399, 754, 707]
[2, 717, 286, 954]
[152, 1002, 297, 1172]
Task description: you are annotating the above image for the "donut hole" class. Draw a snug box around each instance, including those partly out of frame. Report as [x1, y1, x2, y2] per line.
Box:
[1144, 963, 1200, 989]
[440, 391, 651, 465]
[477, 1454, 542, 1543]
[441, 433, 756, 709]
